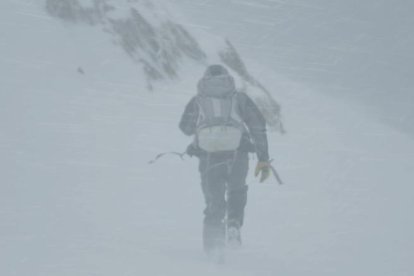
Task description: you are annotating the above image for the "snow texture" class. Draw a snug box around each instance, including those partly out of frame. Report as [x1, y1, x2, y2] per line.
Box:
[1, 1, 413, 276]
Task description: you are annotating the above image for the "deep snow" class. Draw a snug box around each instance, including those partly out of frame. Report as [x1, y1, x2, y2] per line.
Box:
[1, 1, 413, 276]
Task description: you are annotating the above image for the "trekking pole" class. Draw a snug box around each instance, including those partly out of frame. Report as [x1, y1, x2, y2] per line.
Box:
[148, 151, 187, 164]
[269, 159, 284, 185]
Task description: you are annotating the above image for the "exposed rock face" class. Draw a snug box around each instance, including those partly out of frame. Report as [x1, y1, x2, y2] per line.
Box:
[220, 40, 284, 132]
[46, 0, 109, 24]
[46, 0, 206, 88]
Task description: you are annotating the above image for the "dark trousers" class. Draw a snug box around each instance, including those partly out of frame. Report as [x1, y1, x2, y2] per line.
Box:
[198, 151, 248, 249]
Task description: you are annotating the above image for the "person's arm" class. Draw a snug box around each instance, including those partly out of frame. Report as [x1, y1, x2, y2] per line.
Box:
[238, 93, 271, 182]
[238, 93, 269, 162]
[179, 97, 199, 136]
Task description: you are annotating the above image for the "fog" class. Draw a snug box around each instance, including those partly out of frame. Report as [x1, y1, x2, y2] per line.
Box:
[1, 1, 413, 275]
[175, 0, 414, 134]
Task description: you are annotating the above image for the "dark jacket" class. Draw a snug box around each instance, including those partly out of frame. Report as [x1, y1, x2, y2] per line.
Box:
[179, 92, 269, 162]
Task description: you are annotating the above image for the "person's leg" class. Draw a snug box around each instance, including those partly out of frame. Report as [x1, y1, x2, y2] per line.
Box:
[199, 155, 227, 253]
[226, 151, 249, 229]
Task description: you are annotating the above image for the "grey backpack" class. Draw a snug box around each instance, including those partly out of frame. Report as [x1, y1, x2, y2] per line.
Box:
[195, 93, 246, 152]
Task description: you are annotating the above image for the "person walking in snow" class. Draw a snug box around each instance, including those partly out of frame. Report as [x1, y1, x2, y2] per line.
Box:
[179, 64, 271, 256]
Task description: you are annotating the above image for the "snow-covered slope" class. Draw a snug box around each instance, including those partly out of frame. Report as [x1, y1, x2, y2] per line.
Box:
[1, 1, 413, 276]
[45, 0, 207, 89]
[174, 0, 414, 135]
[43, 0, 284, 131]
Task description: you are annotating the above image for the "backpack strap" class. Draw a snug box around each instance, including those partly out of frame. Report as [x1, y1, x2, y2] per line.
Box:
[196, 96, 212, 125]
[220, 96, 232, 122]
[229, 93, 242, 123]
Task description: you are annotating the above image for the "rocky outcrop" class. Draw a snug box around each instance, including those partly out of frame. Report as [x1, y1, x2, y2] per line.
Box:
[46, 0, 206, 89]
[220, 40, 284, 132]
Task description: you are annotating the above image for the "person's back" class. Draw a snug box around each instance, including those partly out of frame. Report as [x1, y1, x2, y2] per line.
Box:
[179, 64, 271, 260]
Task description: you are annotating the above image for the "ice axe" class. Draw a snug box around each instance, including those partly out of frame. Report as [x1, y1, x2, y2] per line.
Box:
[148, 151, 187, 164]
[269, 159, 284, 185]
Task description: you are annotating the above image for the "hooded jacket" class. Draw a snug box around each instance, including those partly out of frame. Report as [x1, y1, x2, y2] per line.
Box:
[179, 65, 269, 162]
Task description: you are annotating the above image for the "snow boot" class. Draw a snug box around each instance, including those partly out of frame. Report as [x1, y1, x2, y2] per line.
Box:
[203, 222, 225, 263]
[227, 221, 242, 249]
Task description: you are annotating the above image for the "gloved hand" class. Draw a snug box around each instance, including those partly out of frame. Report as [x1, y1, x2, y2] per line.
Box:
[186, 143, 200, 157]
[254, 161, 271, 183]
